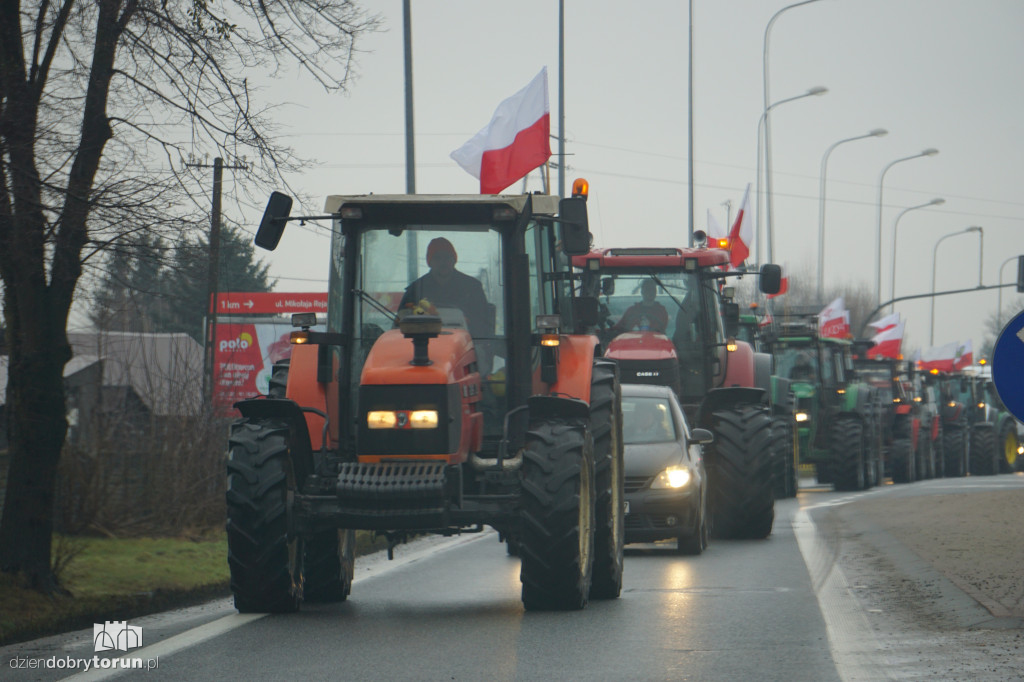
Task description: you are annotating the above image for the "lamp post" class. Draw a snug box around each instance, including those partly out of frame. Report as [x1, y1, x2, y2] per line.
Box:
[889, 197, 945, 312]
[755, 86, 828, 266]
[817, 128, 888, 301]
[763, 0, 825, 265]
[997, 255, 1019, 331]
[876, 148, 939, 305]
[930, 226, 982, 345]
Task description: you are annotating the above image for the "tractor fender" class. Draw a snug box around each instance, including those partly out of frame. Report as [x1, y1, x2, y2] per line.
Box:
[698, 386, 768, 426]
[753, 351, 773, 394]
[534, 334, 599, 404]
[528, 395, 591, 421]
[233, 397, 316, 486]
[716, 341, 756, 388]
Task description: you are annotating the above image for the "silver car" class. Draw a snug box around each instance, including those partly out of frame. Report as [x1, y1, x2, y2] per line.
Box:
[622, 383, 711, 554]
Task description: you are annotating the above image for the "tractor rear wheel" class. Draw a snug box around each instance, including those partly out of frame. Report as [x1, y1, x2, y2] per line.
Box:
[519, 419, 595, 611]
[771, 417, 797, 499]
[588, 359, 625, 600]
[304, 529, 355, 603]
[226, 419, 304, 613]
[943, 425, 968, 477]
[998, 421, 1019, 473]
[969, 423, 999, 476]
[706, 405, 774, 540]
[830, 418, 866, 491]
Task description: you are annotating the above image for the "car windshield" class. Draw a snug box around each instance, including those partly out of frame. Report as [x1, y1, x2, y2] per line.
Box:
[622, 396, 677, 444]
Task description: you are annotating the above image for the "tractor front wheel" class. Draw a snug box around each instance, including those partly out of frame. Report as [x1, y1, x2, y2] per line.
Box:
[226, 419, 304, 613]
[889, 438, 915, 484]
[830, 418, 866, 491]
[304, 529, 355, 603]
[943, 426, 968, 477]
[999, 421, 1020, 473]
[519, 419, 595, 611]
[771, 417, 797, 499]
[969, 423, 999, 476]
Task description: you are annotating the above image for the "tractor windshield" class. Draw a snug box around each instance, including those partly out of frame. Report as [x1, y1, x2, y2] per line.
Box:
[599, 273, 704, 342]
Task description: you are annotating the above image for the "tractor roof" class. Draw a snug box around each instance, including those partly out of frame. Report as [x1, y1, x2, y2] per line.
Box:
[324, 193, 560, 216]
[572, 246, 730, 271]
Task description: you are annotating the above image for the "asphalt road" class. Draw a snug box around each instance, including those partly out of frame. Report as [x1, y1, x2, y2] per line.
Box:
[2, 476, 1022, 681]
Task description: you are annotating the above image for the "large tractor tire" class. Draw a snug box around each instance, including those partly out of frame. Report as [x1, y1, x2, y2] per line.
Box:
[969, 423, 999, 476]
[998, 421, 1020, 473]
[943, 425, 968, 478]
[588, 359, 625, 600]
[226, 419, 304, 613]
[918, 422, 940, 480]
[889, 438, 915, 484]
[519, 419, 595, 611]
[830, 418, 866, 491]
[770, 417, 797, 499]
[706, 405, 774, 540]
[304, 529, 355, 603]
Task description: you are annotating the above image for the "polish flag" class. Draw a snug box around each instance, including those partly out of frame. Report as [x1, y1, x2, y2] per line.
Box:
[727, 184, 753, 267]
[707, 210, 727, 245]
[919, 342, 958, 373]
[868, 312, 901, 334]
[818, 297, 849, 338]
[867, 321, 905, 359]
[450, 68, 551, 194]
[954, 339, 973, 370]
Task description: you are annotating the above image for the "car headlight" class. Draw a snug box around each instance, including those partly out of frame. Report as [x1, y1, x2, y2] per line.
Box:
[651, 466, 692, 490]
[795, 411, 810, 423]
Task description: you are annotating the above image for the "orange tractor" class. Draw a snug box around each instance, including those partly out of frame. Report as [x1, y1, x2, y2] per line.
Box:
[226, 182, 625, 612]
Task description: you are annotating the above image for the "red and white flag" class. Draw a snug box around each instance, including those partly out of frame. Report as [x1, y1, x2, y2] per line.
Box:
[919, 342, 958, 373]
[954, 339, 973, 370]
[450, 68, 551, 194]
[867, 321, 905, 359]
[868, 312, 901, 333]
[818, 297, 849, 338]
[727, 184, 753, 267]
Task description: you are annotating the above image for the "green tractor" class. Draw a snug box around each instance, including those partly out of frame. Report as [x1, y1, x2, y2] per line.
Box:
[763, 321, 882, 491]
[969, 365, 1022, 474]
[853, 355, 919, 484]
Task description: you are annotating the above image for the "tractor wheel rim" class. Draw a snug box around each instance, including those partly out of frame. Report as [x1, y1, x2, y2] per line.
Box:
[1005, 432, 1018, 467]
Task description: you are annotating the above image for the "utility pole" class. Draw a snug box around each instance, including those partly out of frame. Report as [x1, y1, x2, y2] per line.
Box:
[187, 155, 248, 407]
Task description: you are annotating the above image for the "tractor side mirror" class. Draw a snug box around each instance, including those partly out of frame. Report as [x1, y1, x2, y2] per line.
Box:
[573, 296, 600, 330]
[255, 192, 293, 251]
[558, 196, 591, 256]
[601, 277, 615, 296]
[722, 302, 740, 337]
[758, 263, 782, 294]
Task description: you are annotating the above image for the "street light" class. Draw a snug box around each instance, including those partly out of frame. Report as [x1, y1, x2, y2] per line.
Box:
[997, 255, 1018, 330]
[930, 226, 982, 345]
[876, 148, 939, 305]
[763, 0, 826, 265]
[889, 197, 945, 312]
[817, 128, 888, 301]
[756, 86, 828, 266]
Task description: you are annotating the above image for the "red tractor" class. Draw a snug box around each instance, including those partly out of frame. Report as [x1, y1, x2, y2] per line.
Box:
[574, 245, 781, 539]
[227, 182, 625, 612]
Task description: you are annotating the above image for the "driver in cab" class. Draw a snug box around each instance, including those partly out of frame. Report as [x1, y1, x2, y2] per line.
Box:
[612, 279, 669, 334]
[399, 237, 491, 339]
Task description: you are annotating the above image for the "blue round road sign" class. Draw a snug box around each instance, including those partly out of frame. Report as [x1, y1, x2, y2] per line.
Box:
[991, 309, 1024, 421]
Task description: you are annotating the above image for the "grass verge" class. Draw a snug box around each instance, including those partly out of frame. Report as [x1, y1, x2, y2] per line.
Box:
[0, 530, 389, 646]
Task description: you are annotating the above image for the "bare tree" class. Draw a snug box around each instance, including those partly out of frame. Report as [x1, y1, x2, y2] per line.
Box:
[0, 0, 379, 593]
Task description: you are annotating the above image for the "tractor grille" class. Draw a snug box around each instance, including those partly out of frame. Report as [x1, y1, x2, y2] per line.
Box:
[336, 461, 448, 514]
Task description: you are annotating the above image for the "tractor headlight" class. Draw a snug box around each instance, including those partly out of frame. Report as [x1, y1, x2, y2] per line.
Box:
[366, 409, 439, 429]
[795, 411, 810, 423]
[651, 466, 692, 490]
[409, 410, 439, 429]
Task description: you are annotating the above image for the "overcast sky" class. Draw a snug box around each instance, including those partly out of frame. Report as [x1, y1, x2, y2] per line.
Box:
[229, 0, 1024, 355]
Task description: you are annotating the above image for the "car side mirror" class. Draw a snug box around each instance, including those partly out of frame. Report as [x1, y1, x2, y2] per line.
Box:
[690, 428, 714, 445]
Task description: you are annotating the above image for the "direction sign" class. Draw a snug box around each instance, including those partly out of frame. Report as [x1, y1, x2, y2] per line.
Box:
[991, 309, 1024, 421]
[213, 292, 327, 315]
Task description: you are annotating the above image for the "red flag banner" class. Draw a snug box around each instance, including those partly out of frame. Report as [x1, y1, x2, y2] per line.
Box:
[727, 184, 752, 267]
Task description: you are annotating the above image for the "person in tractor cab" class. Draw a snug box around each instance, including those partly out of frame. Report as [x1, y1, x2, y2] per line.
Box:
[612, 279, 668, 334]
[399, 237, 492, 339]
[790, 352, 817, 381]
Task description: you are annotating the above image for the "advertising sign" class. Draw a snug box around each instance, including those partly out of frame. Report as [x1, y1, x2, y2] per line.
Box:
[212, 321, 323, 416]
[214, 292, 327, 315]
